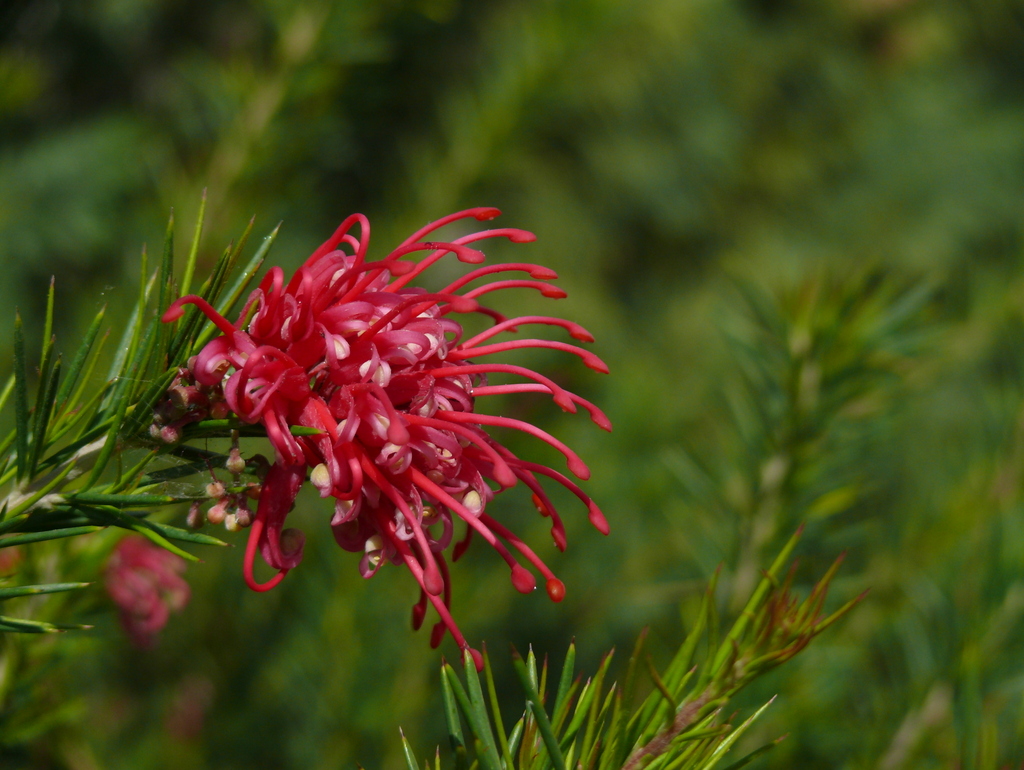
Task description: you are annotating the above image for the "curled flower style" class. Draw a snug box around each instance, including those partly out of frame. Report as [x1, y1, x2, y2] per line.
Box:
[161, 208, 610, 667]
[105, 536, 190, 647]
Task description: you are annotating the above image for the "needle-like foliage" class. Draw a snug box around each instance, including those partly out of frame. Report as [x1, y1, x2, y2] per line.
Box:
[0, 201, 281, 633]
[414, 529, 858, 770]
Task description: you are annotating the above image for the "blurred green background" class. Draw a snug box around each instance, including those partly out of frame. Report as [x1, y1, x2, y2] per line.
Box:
[4, 0, 1024, 767]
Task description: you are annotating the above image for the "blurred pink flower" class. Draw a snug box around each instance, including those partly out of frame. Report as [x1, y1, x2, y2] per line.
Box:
[105, 536, 190, 647]
[162, 208, 610, 667]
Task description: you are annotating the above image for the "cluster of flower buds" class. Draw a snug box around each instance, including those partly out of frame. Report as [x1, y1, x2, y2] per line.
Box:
[186, 447, 266, 533]
[149, 368, 230, 443]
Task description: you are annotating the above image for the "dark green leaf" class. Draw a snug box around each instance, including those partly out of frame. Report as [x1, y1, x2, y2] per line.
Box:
[27, 355, 61, 478]
[716, 735, 785, 770]
[694, 698, 775, 770]
[0, 526, 103, 548]
[553, 641, 576, 729]
[443, 661, 502, 770]
[440, 659, 469, 770]
[0, 375, 14, 417]
[142, 521, 228, 547]
[179, 189, 206, 300]
[0, 615, 91, 634]
[13, 311, 29, 480]
[710, 527, 802, 675]
[157, 210, 175, 321]
[0, 583, 91, 600]
[460, 650, 504, 770]
[67, 492, 188, 507]
[512, 647, 567, 770]
[54, 305, 106, 414]
[482, 646, 516, 770]
[400, 728, 420, 770]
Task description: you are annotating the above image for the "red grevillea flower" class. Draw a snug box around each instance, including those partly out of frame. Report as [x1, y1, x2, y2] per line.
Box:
[105, 536, 190, 647]
[161, 208, 610, 667]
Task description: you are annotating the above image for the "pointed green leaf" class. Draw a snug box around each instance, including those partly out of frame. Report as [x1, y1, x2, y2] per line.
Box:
[203, 218, 254, 312]
[138, 457, 221, 487]
[71, 506, 199, 561]
[512, 648, 567, 770]
[552, 679, 581, 738]
[27, 355, 61, 478]
[179, 190, 206, 299]
[809, 589, 868, 637]
[40, 276, 54, 365]
[694, 698, 775, 770]
[54, 305, 106, 414]
[461, 649, 504, 770]
[83, 375, 135, 489]
[559, 678, 597, 755]
[482, 646, 516, 770]
[716, 736, 785, 770]
[142, 521, 228, 547]
[588, 684, 619, 770]
[26, 281, 58, 473]
[194, 242, 231, 305]
[13, 311, 29, 480]
[0, 615, 91, 634]
[646, 655, 678, 713]
[579, 650, 615, 767]
[526, 647, 539, 692]
[711, 528, 802, 675]
[150, 212, 176, 393]
[106, 247, 152, 383]
[400, 728, 420, 770]
[553, 642, 576, 726]
[127, 316, 161, 401]
[0, 526, 103, 548]
[67, 493, 192, 507]
[440, 660, 469, 770]
[60, 328, 111, 437]
[507, 717, 525, 762]
[157, 210, 175, 317]
[180, 221, 280, 361]
[0, 375, 14, 417]
[0, 583, 91, 600]
[443, 661, 502, 770]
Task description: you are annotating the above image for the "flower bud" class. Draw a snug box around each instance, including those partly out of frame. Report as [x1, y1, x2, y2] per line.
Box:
[226, 447, 246, 475]
[186, 501, 204, 530]
[159, 424, 182, 444]
[234, 505, 253, 528]
[206, 501, 228, 525]
[169, 385, 209, 412]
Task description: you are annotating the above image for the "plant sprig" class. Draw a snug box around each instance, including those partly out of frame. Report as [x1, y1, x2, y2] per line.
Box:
[408, 528, 860, 770]
[0, 200, 277, 633]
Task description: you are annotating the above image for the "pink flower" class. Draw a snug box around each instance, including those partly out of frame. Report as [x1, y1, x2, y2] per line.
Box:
[105, 536, 190, 647]
[161, 208, 610, 666]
